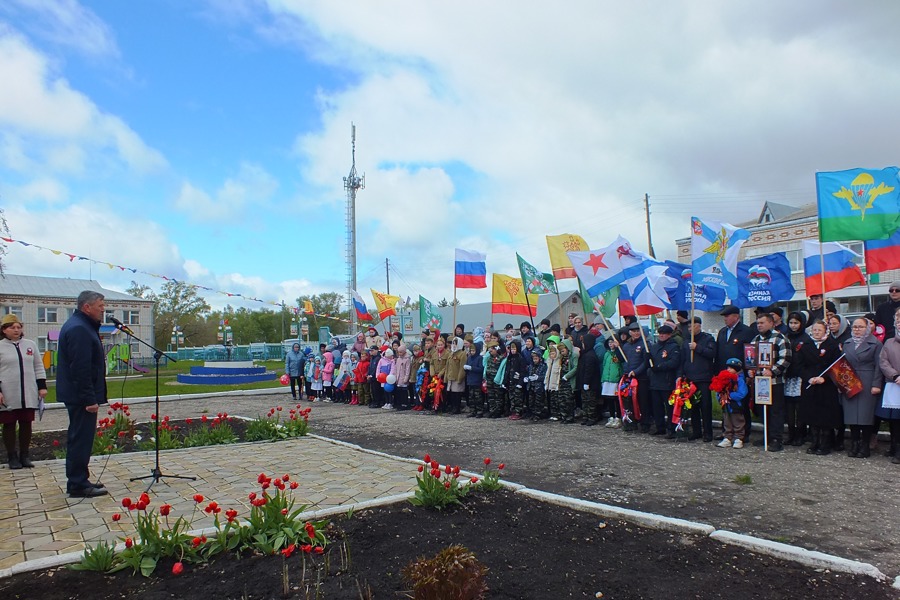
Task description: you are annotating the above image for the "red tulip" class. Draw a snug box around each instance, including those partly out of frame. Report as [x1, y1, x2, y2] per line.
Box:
[417, 465, 424, 473]
[160, 504, 171, 516]
[498, 463, 505, 470]
[112, 513, 121, 522]
[282, 474, 290, 482]
[248, 492, 257, 500]
[484, 457, 491, 465]
[424, 453, 431, 463]
[124, 537, 133, 549]
[470, 476, 479, 483]
[192, 536, 202, 548]
[121, 498, 132, 508]
[139, 492, 150, 505]
[314, 547, 324, 554]
[172, 562, 184, 575]
[444, 481, 451, 489]
[193, 494, 204, 503]
[289, 481, 299, 490]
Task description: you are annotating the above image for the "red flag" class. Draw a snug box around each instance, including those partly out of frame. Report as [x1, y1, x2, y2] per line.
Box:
[827, 356, 863, 398]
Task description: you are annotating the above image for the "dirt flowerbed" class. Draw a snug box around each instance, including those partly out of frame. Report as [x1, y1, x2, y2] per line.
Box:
[0, 490, 891, 600]
[24, 418, 256, 462]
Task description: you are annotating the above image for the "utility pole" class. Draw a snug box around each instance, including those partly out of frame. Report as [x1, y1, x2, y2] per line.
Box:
[385, 258, 390, 294]
[644, 193, 656, 258]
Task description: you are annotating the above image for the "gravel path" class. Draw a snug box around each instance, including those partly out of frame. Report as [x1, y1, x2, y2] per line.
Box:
[35, 391, 900, 578]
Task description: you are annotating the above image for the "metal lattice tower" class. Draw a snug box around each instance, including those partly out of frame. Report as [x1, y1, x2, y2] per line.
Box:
[343, 123, 365, 326]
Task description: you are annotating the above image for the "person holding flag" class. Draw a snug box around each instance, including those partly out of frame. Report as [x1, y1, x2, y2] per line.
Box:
[840, 318, 884, 458]
[799, 320, 842, 456]
[678, 317, 717, 442]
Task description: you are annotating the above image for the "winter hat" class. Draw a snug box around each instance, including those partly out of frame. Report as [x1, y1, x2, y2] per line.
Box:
[383, 349, 394, 358]
[350, 352, 359, 360]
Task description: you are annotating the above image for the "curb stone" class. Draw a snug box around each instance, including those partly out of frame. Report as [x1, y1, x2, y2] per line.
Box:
[516, 488, 716, 536]
[709, 530, 887, 581]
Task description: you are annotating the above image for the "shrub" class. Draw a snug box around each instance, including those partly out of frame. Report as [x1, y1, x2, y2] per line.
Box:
[402, 545, 488, 600]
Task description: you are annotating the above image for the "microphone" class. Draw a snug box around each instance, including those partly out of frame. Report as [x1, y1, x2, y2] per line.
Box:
[109, 316, 135, 336]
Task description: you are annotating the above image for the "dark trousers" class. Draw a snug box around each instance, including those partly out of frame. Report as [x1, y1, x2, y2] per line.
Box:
[785, 395, 803, 441]
[651, 389, 670, 433]
[762, 383, 786, 443]
[637, 379, 652, 430]
[65, 404, 98, 491]
[689, 384, 713, 439]
[289, 376, 301, 398]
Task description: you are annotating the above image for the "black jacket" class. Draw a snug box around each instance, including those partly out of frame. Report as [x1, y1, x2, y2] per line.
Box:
[648, 338, 681, 391]
[715, 322, 754, 371]
[679, 331, 716, 383]
[57, 310, 108, 407]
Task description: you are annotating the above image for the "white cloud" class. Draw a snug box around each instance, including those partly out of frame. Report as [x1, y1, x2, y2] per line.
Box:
[174, 162, 279, 223]
[0, 29, 166, 175]
[2, 0, 119, 58]
[0, 177, 67, 204]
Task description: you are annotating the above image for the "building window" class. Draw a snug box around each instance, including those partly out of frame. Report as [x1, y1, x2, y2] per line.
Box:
[38, 337, 47, 352]
[130, 343, 141, 356]
[124, 310, 140, 325]
[37, 307, 59, 323]
[3, 306, 23, 319]
[105, 311, 115, 324]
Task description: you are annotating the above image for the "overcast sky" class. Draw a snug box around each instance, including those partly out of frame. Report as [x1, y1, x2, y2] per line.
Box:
[2, 0, 898, 310]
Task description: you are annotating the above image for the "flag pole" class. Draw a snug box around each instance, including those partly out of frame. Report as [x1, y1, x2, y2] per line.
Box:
[524, 290, 536, 332]
[818, 242, 827, 316]
[865, 272, 874, 313]
[690, 273, 696, 362]
[637, 314, 655, 367]
[453, 285, 458, 335]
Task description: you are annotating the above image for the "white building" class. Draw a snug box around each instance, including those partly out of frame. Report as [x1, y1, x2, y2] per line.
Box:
[0, 274, 155, 357]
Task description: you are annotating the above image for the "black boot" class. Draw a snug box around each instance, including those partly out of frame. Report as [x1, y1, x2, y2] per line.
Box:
[7, 451, 22, 470]
[20, 452, 34, 468]
[816, 429, 833, 455]
[806, 429, 820, 455]
[847, 440, 860, 458]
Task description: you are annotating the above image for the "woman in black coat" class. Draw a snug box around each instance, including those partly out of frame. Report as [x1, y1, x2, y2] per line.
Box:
[799, 320, 842, 455]
[785, 311, 813, 445]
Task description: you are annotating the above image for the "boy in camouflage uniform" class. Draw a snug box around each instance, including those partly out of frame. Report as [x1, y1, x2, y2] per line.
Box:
[527, 349, 548, 421]
[465, 341, 486, 417]
[556, 339, 578, 424]
[483, 340, 506, 418]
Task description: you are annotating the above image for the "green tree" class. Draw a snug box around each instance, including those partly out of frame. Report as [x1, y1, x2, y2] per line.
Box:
[437, 298, 449, 308]
[153, 281, 211, 347]
[296, 292, 350, 336]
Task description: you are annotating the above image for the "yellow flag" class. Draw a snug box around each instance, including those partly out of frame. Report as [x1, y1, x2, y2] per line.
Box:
[491, 274, 537, 317]
[303, 300, 314, 314]
[370, 289, 400, 320]
[546, 233, 589, 280]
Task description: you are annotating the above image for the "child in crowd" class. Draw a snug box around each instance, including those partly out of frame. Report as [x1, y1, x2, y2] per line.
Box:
[392, 344, 412, 411]
[602, 338, 624, 428]
[353, 350, 369, 405]
[322, 351, 335, 401]
[504, 340, 529, 420]
[714, 358, 749, 449]
[377, 348, 396, 410]
[527, 350, 548, 421]
[465, 341, 485, 417]
[309, 356, 323, 400]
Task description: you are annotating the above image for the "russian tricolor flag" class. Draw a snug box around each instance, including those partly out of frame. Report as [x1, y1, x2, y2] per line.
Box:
[454, 248, 487, 289]
[802, 240, 865, 295]
[351, 290, 373, 321]
[865, 229, 900, 274]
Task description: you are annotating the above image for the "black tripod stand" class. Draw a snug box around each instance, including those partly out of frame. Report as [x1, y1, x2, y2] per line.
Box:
[117, 322, 196, 492]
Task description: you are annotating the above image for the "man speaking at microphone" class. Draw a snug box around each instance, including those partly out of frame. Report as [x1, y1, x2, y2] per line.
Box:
[57, 291, 109, 497]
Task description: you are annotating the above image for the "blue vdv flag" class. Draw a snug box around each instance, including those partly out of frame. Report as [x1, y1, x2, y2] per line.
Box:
[664, 261, 726, 312]
[733, 253, 796, 308]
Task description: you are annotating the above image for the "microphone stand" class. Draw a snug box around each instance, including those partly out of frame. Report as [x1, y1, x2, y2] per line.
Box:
[117, 322, 197, 491]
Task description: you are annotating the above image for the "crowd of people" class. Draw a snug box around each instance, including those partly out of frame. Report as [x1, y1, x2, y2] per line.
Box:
[284, 284, 900, 463]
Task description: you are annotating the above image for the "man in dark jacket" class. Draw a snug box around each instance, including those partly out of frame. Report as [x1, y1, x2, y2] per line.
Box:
[679, 317, 716, 442]
[875, 282, 900, 339]
[57, 291, 109, 497]
[648, 325, 681, 436]
[749, 313, 792, 452]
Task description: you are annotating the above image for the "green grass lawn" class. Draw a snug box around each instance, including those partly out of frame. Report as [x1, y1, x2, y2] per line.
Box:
[44, 360, 287, 402]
